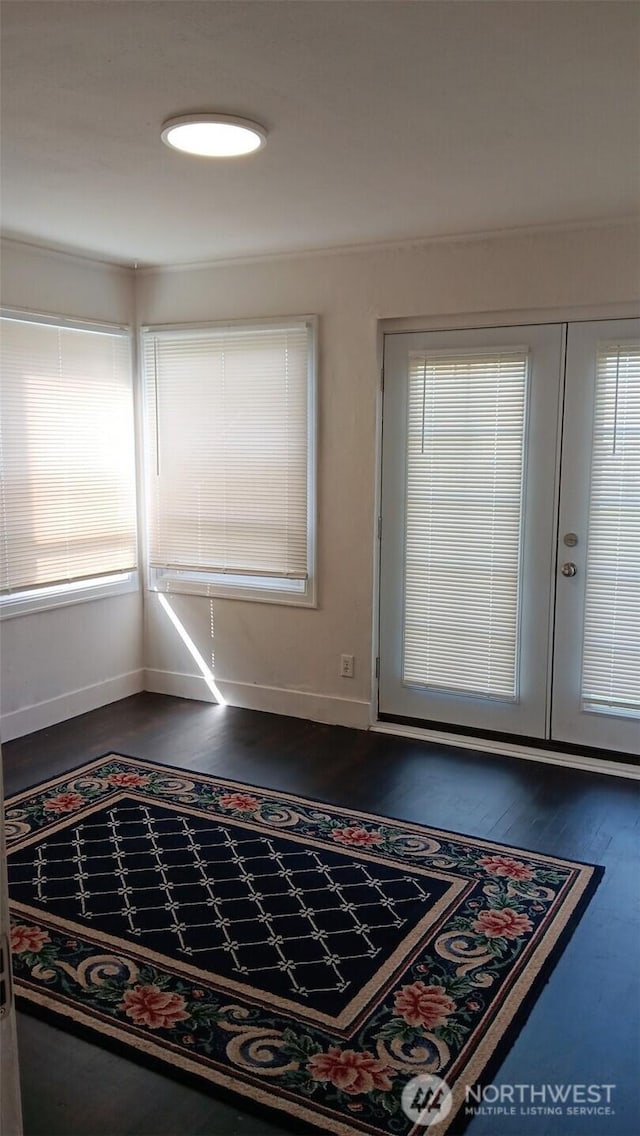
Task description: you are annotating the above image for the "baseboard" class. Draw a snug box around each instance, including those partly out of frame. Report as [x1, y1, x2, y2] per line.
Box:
[143, 669, 371, 729]
[0, 669, 145, 743]
[219, 679, 371, 729]
[372, 721, 640, 781]
[143, 668, 217, 703]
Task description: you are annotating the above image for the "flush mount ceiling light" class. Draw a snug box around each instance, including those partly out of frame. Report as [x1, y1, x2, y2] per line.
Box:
[161, 113, 267, 157]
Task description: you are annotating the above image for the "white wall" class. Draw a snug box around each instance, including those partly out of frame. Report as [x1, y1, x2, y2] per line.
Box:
[0, 241, 144, 741]
[1, 223, 638, 739]
[137, 220, 640, 729]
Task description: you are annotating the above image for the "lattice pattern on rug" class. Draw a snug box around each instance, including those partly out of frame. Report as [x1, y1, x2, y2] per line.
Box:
[9, 797, 452, 1014]
[6, 754, 603, 1136]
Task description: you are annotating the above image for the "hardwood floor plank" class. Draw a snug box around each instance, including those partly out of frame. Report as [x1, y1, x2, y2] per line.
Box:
[4, 693, 639, 1136]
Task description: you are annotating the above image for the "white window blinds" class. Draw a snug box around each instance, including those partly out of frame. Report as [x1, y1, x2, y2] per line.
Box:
[582, 341, 640, 715]
[0, 315, 137, 595]
[403, 349, 528, 699]
[142, 322, 311, 585]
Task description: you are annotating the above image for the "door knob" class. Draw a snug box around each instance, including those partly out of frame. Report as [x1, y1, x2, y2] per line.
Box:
[561, 562, 577, 577]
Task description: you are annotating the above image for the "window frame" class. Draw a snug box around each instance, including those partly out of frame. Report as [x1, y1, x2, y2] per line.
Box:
[140, 315, 318, 607]
[0, 571, 139, 621]
[0, 308, 139, 620]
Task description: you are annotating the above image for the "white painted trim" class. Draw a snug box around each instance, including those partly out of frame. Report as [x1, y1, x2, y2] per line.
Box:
[0, 670, 145, 743]
[0, 306, 130, 335]
[0, 756, 23, 1136]
[380, 303, 640, 336]
[136, 215, 640, 274]
[0, 235, 132, 271]
[0, 573, 139, 621]
[218, 680, 371, 728]
[371, 722, 640, 781]
[4, 217, 639, 275]
[143, 669, 371, 728]
[143, 668, 216, 704]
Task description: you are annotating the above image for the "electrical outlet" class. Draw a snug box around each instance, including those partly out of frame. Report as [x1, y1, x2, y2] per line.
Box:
[340, 654, 354, 678]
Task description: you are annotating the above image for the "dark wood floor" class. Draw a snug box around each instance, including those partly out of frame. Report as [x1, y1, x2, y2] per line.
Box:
[4, 693, 639, 1136]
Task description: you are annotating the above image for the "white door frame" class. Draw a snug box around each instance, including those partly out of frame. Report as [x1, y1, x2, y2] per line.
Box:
[0, 749, 23, 1136]
[379, 322, 564, 738]
[551, 318, 640, 755]
[374, 303, 639, 766]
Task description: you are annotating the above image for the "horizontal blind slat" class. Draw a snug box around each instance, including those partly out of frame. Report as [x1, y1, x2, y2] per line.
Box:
[402, 348, 528, 700]
[0, 317, 138, 592]
[581, 341, 640, 714]
[143, 324, 309, 579]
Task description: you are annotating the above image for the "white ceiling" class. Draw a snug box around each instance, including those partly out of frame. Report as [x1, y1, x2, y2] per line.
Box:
[2, 0, 639, 267]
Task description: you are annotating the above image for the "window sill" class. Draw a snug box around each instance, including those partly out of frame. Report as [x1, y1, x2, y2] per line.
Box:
[150, 569, 316, 608]
[0, 572, 140, 620]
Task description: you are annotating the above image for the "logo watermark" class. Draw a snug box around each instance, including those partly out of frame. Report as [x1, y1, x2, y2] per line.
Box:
[464, 1083, 616, 1120]
[401, 1075, 453, 1127]
[400, 1078, 617, 1127]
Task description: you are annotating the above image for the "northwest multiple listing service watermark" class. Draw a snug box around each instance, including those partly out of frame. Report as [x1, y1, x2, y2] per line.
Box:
[401, 1075, 617, 1127]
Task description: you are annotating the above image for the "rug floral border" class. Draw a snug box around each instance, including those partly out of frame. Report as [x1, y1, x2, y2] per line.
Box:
[6, 753, 603, 1136]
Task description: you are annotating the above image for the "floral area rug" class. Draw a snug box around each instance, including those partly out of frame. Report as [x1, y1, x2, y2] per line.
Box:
[6, 754, 602, 1135]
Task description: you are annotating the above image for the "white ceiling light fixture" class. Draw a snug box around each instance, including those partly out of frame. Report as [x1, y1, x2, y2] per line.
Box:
[161, 113, 267, 158]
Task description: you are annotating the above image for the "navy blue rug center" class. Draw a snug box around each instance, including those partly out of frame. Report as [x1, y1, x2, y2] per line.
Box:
[8, 796, 452, 1015]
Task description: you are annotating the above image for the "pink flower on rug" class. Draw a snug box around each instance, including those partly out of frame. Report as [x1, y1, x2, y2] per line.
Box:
[218, 792, 260, 812]
[119, 984, 190, 1029]
[44, 792, 85, 813]
[308, 1047, 394, 1094]
[331, 826, 383, 847]
[474, 907, 534, 940]
[10, 924, 50, 954]
[107, 772, 150, 788]
[393, 981, 456, 1029]
[478, 855, 534, 880]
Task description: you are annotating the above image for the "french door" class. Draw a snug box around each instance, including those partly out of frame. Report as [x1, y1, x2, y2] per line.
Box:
[552, 321, 640, 753]
[379, 318, 639, 756]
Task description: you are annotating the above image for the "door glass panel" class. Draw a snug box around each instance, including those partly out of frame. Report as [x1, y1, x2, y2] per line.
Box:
[581, 340, 640, 717]
[403, 349, 528, 700]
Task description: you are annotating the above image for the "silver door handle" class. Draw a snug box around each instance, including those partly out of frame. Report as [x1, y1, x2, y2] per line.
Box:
[561, 562, 577, 577]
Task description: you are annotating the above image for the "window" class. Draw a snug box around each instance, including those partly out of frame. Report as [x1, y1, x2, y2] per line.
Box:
[0, 312, 138, 617]
[581, 339, 640, 716]
[403, 348, 528, 699]
[141, 318, 316, 604]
